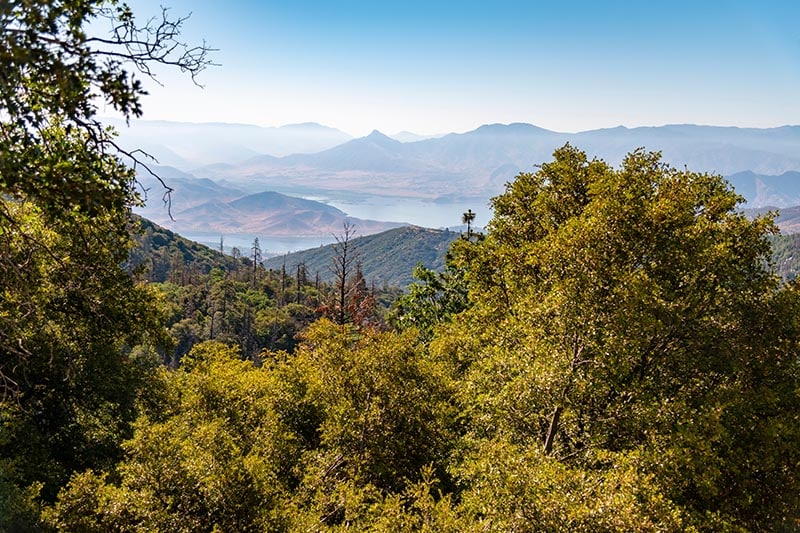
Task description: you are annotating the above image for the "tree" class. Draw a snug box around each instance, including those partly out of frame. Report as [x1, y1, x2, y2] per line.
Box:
[250, 237, 263, 287]
[461, 209, 476, 240]
[446, 144, 800, 529]
[0, 0, 213, 395]
[45, 342, 296, 532]
[328, 222, 358, 325]
[0, 199, 168, 525]
[392, 260, 469, 342]
[0, 2, 212, 528]
[276, 321, 457, 527]
[0, 0, 214, 217]
[46, 327, 459, 531]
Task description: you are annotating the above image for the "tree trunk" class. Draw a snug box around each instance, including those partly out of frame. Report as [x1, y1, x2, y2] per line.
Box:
[544, 405, 562, 454]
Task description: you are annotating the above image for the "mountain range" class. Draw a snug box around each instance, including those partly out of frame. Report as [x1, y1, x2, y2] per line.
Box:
[726, 170, 800, 208]
[125, 120, 800, 240]
[134, 168, 404, 237]
[189, 122, 800, 201]
[106, 119, 353, 167]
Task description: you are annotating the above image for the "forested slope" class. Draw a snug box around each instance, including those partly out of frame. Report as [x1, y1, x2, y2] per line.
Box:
[263, 225, 459, 287]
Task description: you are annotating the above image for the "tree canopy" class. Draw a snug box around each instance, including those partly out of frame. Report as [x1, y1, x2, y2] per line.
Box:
[2, 2, 799, 529]
[0, 0, 213, 216]
[439, 144, 800, 529]
[0, 2, 213, 529]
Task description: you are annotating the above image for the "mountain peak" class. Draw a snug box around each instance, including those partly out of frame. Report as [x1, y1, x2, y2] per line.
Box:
[360, 129, 403, 147]
[472, 122, 552, 135]
[366, 129, 391, 139]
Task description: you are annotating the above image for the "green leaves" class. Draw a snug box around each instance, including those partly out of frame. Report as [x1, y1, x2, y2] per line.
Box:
[447, 144, 800, 529]
[0, 199, 168, 533]
[1, 1, 214, 217]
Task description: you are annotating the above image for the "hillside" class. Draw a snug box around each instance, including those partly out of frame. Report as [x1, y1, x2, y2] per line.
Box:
[263, 225, 460, 287]
[128, 216, 243, 282]
[136, 186, 406, 238]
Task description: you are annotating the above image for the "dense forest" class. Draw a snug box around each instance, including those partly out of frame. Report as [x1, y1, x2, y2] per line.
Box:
[127, 216, 402, 363]
[2, 2, 800, 532]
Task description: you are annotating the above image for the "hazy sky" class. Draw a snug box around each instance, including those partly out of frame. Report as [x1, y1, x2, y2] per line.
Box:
[117, 0, 800, 136]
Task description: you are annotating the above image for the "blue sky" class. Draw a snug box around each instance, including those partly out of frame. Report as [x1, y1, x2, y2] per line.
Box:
[119, 0, 800, 136]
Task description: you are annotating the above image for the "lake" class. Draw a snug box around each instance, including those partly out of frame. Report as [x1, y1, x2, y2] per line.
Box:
[175, 194, 493, 256]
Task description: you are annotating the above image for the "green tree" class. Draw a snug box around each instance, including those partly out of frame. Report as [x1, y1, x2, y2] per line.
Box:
[0, 1, 212, 528]
[392, 261, 470, 342]
[46, 324, 459, 531]
[0, 198, 168, 528]
[0, 0, 213, 217]
[45, 342, 297, 532]
[446, 145, 800, 529]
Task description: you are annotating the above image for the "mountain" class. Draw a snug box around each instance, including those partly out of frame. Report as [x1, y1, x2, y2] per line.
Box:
[262, 226, 460, 287]
[133, 164, 246, 225]
[725, 170, 800, 207]
[105, 118, 353, 167]
[390, 131, 446, 143]
[158, 190, 405, 237]
[128, 215, 242, 282]
[197, 123, 800, 202]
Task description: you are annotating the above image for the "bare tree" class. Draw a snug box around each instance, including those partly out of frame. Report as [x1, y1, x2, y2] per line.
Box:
[251, 237, 262, 287]
[329, 222, 358, 325]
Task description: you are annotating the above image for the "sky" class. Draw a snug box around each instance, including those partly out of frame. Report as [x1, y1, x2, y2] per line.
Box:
[115, 0, 800, 137]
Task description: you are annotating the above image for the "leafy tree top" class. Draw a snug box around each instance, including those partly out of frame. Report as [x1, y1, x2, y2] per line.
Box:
[0, 0, 214, 216]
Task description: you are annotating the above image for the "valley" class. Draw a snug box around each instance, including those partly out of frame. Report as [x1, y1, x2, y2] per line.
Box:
[128, 119, 800, 256]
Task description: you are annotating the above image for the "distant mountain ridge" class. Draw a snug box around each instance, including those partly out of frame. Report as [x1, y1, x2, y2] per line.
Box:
[136, 183, 404, 238]
[726, 170, 800, 208]
[105, 118, 353, 167]
[192, 122, 800, 201]
[125, 121, 800, 240]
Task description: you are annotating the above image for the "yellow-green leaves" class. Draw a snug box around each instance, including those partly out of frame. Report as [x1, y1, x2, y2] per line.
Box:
[447, 145, 800, 529]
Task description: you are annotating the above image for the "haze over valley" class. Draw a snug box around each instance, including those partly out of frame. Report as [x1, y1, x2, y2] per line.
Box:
[127, 118, 800, 253]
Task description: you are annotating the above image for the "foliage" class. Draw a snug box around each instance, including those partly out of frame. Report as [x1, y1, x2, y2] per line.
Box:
[0, 1, 211, 529]
[35, 145, 800, 530]
[4, 11, 800, 525]
[0, 199, 167, 530]
[128, 216, 409, 362]
[128, 215, 241, 282]
[45, 342, 295, 532]
[135, 226, 325, 361]
[391, 260, 470, 341]
[445, 144, 800, 529]
[0, 0, 213, 217]
[47, 324, 459, 531]
[769, 232, 800, 281]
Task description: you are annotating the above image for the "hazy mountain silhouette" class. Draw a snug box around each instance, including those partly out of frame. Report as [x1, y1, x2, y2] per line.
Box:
[194, 122, 800, 200]
[145, 189, 404, 237]
[105, 118, 353, 167]
[726, 170, 800, 208]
